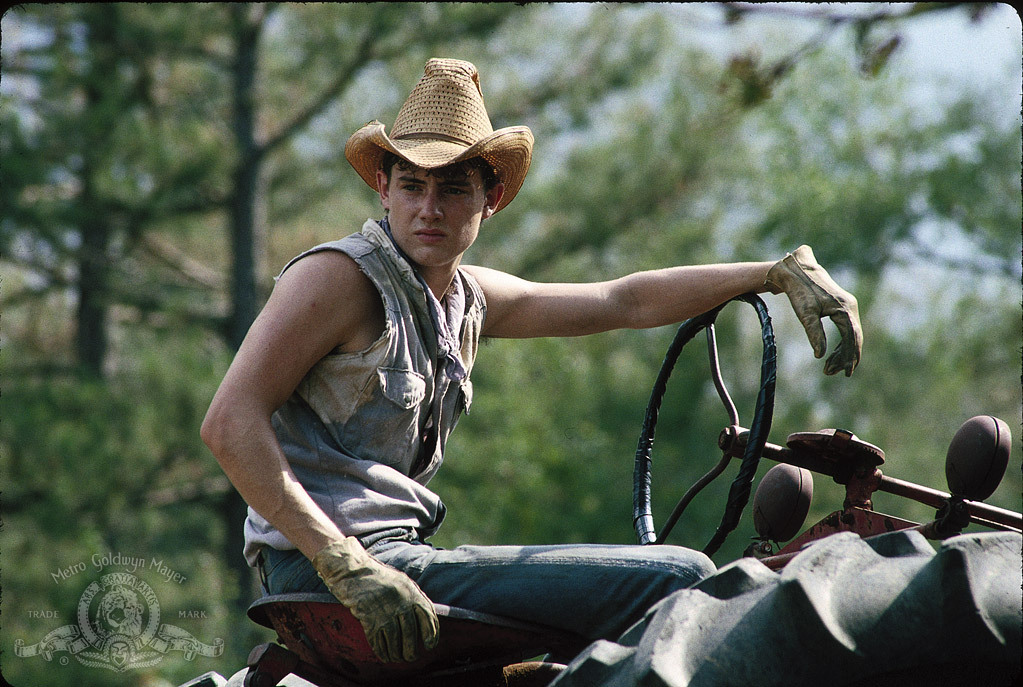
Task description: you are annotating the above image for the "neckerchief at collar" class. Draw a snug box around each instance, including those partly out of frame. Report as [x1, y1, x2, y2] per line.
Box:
[380, 216, 467, 382]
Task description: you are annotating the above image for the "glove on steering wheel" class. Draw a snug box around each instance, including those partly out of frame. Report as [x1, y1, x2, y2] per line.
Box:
[765, 245, 862, 376]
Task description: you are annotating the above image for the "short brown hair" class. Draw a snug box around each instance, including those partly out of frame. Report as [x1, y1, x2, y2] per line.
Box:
[380, 152, 499, 192]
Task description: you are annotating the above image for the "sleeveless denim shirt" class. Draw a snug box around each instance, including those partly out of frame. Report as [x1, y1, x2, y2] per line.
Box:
[243, 219, 486, 565]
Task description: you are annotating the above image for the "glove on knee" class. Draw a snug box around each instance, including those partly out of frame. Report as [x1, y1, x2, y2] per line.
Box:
[312, 536, 440, 662]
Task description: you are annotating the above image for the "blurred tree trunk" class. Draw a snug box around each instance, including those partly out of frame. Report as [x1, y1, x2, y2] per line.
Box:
[222, 3, 267, 606]
[228, 3, 263, 352]
[74, 5, 119, 376]
[76, 166, 111, 376]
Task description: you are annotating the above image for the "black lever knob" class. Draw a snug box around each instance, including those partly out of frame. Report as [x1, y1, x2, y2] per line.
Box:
[945, 415, 1010, 501]
[753, 463, 813, 542]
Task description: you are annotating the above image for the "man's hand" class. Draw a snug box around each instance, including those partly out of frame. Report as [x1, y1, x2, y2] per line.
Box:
[311, 537, 440, 662]
[765, 245, 862, 376]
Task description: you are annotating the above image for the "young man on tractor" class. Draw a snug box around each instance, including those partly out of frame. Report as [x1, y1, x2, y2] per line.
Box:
[201, 58, 862, 665]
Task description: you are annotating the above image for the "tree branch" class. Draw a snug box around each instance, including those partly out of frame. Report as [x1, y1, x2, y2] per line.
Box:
[720, 2, 969, 25]
[137, 232, 226, 290]
[0, 282, 70, 309]
[258, 27, 377, 157]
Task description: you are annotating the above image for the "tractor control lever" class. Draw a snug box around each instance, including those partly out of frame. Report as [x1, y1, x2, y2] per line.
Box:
[719, 420, 1022, 535]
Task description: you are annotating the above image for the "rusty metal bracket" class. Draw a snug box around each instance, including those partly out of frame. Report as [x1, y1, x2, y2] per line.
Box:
[919, 496, 973, 540]
[757, 507, 920, 570]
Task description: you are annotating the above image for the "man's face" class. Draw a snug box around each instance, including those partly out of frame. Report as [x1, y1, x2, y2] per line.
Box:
[376, 161, 504, 279]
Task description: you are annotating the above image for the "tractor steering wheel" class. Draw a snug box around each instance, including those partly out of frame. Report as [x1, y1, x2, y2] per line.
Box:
[633, 294, 777, 556]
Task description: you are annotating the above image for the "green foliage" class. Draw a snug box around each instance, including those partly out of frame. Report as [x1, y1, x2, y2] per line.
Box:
[1, 3, 1019, 684]
[737, 46, 1022, 280]
[0, 326, 256, 686]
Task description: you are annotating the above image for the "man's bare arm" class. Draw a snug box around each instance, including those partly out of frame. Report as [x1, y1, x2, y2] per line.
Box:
[464, 262, 773, 339]
[201, 250, 440, 662]
[200, 251, 384, 558]
[466, 247, 861, 376]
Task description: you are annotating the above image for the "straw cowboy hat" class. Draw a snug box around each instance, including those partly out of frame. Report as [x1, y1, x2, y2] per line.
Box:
[345, 58, 534, 213]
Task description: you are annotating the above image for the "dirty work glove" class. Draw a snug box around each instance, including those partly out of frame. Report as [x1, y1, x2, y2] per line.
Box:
[311, 537, 439, 663]
[764, 245, 862, 376]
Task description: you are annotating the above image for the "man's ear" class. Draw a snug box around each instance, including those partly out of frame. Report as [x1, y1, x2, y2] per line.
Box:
[375, 169, 390, 211]
[481, 182, 505, 220]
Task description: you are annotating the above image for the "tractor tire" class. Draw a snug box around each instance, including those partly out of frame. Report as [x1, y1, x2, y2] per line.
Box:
[550, 530, 1022, 687]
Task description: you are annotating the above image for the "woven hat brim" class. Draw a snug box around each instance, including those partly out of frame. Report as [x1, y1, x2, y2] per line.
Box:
[346, 122, 533, 213]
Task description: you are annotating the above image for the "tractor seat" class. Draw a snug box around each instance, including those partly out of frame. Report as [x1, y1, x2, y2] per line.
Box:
[245, 593, 588, 687]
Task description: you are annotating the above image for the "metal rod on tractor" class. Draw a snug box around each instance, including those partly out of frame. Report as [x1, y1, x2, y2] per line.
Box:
[718, 425, 1022, 534]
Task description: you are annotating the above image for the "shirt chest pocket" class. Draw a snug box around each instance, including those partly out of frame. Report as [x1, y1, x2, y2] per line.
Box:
[378, 367, 427, 409]
[339, 367, 428, 469]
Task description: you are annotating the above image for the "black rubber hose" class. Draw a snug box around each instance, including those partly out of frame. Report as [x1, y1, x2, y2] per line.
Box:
[633, 304, 726, 545]
[702, 294, 776, 557]
[632, 294, 776, 554]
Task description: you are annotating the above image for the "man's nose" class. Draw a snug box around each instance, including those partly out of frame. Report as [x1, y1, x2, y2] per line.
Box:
[419, 187, 443, 220]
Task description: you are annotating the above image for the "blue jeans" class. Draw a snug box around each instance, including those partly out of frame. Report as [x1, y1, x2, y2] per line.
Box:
[258, 528, 715, 641]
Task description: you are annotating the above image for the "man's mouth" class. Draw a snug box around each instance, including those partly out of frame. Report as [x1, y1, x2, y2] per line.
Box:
[415, 229, 446, 243]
